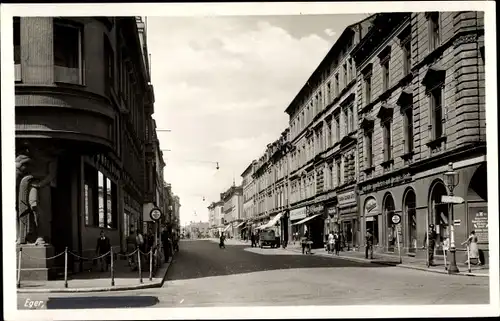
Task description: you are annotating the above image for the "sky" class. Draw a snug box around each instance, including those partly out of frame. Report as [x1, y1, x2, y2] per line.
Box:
[146, 14, 369, 226]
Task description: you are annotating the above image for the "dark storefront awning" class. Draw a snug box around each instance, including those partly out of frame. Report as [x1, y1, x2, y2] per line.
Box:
[291, 213, 322, 226]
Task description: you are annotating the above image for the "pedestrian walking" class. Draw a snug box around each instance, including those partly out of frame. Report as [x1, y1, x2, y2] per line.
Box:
[161, 226, 170, 262]
[327, 231, 334, 254]
[250, 232, 256, 247]
[219, 232, 226, 249]
[95, 230, 111, 272]
[423, 224, 438, 266]
[365, 228, 374, 259]
[462, 231, 482, 265]
[302, 230, 310, 254]
[334, 231, 340, 255]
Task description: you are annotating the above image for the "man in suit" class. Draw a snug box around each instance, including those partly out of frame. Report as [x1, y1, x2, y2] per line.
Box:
[96, 230, 111, 272]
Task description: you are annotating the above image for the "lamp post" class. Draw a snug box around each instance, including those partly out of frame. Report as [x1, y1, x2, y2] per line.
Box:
[444, 162, 460, 274]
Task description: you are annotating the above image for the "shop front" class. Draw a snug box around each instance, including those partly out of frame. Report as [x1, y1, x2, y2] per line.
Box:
[337, 190, 358, 249]
[362, 196, 380, 250]
[289, 206, 307, 243]
[306, 203, 326, 249]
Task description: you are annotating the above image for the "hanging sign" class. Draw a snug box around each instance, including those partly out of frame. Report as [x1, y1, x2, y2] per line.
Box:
[391, 214, 401, 225]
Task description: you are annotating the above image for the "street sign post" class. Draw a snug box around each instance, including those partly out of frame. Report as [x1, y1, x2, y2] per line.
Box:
[150, 208, 163, 221]
[391, 214, 401, 225]
[441, 195, 465, 204]
[391, 214, 402, 263]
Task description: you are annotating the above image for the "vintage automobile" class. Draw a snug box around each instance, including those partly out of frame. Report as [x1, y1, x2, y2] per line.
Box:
[259, 228, 280, 248]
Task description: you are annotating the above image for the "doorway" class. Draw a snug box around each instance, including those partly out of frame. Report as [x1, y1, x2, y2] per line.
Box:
[429, 181, 449, 240]
[383, 194, 396, 252]
[404, 189, 417, 253]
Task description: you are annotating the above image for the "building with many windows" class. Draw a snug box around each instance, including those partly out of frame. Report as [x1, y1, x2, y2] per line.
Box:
[285, 16, 374, 249]
[208, 200, 224, 237]
[241, 160, 257, 237]
[353, 12, 486, 260]
[220, 185, 243, 238]
[14, 16, 170, 280]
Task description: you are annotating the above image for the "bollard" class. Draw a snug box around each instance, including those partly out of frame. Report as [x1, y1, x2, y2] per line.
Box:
[110, 247, 115, 286]
[467, 245, 471, 273]
[149, 250, 153, 281]
[17, 247, 22, 288]
[64, 247, 68, 288]
[138, 250, 143, 283]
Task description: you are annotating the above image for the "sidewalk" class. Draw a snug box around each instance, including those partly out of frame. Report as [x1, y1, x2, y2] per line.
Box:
[17, 253, 175, 293]
[216, 238, 489, 278]
[285, 244, 489, 277]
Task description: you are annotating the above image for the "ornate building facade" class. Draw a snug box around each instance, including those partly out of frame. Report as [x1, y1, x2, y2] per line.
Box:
[353, 12, 486, 260]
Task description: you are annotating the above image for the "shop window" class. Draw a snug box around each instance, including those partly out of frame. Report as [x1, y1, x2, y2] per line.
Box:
[84, 164, 98, 227]
[53, 19, 83, 84]
[366, 216, 379, 245]
[382, 117, 392, 161]
[364, 72, 372, 105]
[402, 37, 412, 76]
[96, 170, 118, 229]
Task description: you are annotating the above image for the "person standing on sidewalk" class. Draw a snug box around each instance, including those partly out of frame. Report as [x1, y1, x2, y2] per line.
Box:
[95, 230, 111, 272]
[462, 230, 481, 265]
[334, 231, 340, 256]
[327, 231, 334, 254]
[161, 226, 170, 262]
[219, 232, 226, 249]
[365, 228, 374, 259]
[423, 224, 438, 266]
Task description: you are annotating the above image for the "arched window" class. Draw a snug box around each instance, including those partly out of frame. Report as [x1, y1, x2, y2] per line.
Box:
[403, 189, 417, 253]
[383, 193, 396, 252]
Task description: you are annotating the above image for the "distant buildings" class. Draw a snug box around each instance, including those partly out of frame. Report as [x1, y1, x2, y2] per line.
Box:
[208, 200, 224, 237]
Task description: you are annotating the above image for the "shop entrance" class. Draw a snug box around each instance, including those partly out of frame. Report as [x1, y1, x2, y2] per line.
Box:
[429, 181, 449, 241]
[383, 194, 396, 252]
[365, 216, 379, 245]
[404, 189, 417, 253]
[308, 216, 325, 249]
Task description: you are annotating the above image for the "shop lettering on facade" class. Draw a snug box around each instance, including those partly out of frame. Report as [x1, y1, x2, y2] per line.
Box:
[338, 191, 356, 207]
[365, 198, 378, 215]
[361, 172, 412, 193]
[308, 204, 324, 214]
[290, 207, 307, 221]
[471, 210, 488, 243]
[327, 207, 338, 221]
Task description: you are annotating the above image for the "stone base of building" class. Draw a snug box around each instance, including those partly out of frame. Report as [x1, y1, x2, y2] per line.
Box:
[16, 244, 57, 281]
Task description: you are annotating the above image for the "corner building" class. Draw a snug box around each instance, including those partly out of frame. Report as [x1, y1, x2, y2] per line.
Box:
[15, 17, 155, 279]
[353, 12, 487, 261]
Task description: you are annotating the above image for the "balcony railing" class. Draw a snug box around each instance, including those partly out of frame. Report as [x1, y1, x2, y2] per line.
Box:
[54, 66, 83, 85]
[15, 64, 22, 82]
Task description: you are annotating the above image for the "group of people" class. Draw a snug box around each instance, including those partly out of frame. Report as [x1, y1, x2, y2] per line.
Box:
[250, 231, 260, 247]
[326, 230, 345, 255]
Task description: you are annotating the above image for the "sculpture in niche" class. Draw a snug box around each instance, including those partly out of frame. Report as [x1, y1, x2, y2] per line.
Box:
[16, 148, 57, 245]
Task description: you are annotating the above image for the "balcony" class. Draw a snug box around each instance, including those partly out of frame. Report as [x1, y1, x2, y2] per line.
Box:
[54, 66, 83, 85]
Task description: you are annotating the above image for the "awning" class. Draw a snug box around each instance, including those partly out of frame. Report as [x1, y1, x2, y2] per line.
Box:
[291, 213, 322, 226]
[223, 224, 231, 232]
[257, 212, 283, 230]
[235, 221, 246, 228]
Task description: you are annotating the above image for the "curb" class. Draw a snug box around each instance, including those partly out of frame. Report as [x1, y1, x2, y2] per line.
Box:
[285, 247, 489, 278]
[17, 253, 176, 294]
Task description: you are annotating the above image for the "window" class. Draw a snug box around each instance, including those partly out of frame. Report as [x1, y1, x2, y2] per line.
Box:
[53, 20, 83, 84]
[383, 118, 392, 161]
[402, 38, 411, 76]
[95, 170, 117, 229]
[14, 17, 20, 64]
[334, 113, 340, 143]
[364, 73, 372, 105]
[342, 108, 348, 137]
[326, 121, 332, 147]
[428, 13, 440, 51]
[335, 74, 340, 97]
[382, 59, 390, 91]
[318, 90, 323, 111]
[336, 159, 342, 186]
[104, 35, 115, 95]
[365, 130, 373, 168]
[403, 106, 414, 153]
[430, 86, 443, 139]
[84, 164, 98, 226]
[349, 58, 355, 82]
[343, 63, 348, 86]
[348, 103, 354, 133]
[327, 82, 331, 103]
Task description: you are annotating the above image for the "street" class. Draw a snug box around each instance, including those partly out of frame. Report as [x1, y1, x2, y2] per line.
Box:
[17, 239, 490, 309]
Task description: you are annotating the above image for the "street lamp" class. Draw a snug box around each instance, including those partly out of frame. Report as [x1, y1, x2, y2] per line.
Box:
[444, 162, 460, 274]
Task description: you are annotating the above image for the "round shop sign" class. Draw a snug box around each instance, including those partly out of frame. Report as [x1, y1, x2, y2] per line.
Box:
[150, 208, 163, 221]
[391, 214, 401, 225]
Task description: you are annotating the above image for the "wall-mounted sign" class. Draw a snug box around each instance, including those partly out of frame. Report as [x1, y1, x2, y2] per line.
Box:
[150, 208, 163, 221]
[308, 204, 325, 215]
[364, 198, 378, 216]
[327, 206, 337, 217]
[471, 209, 488, 243]
[290, 207, 307, 221]
[338, 191, 356, 207]
[391, 214, 401, 225]
[361, 172, 412, 193]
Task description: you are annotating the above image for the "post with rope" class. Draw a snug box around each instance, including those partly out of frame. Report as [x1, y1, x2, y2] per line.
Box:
[137, 250, 143, 283]
[149, 249, 153, 281]
[17, 247, 22, 288]
[110, 247, 115, 286]
[64, 247, 68, 288]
